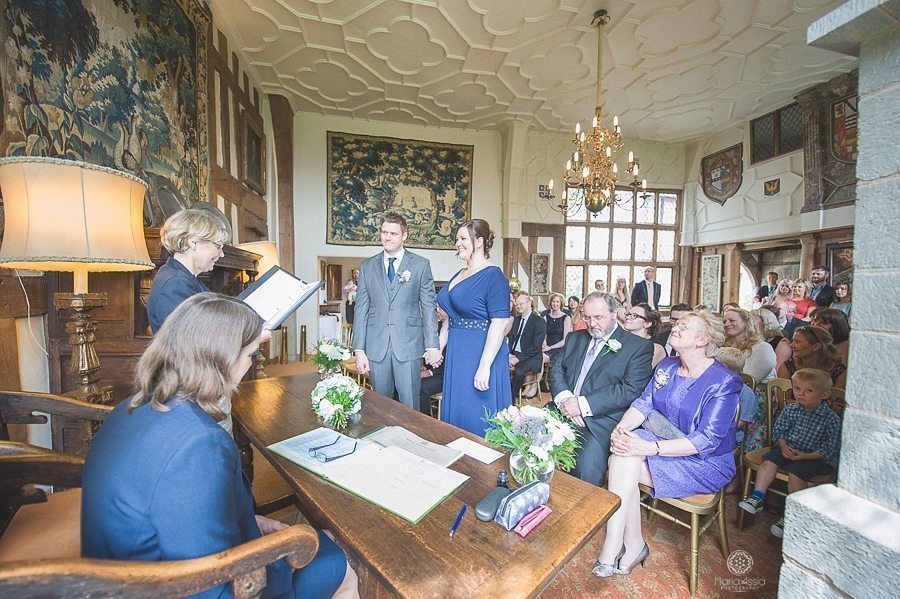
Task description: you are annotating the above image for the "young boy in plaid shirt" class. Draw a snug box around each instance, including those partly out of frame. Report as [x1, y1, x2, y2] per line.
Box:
[738, 368, 841, 537]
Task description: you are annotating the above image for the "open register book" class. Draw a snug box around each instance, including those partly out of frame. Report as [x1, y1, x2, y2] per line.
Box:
[268, 427, 469, 524]
[238, 266, 323, 329]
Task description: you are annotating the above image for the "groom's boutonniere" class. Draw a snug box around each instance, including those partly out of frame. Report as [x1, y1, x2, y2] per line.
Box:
[606, 339, 622, 352]
[398, 270, 412, 283]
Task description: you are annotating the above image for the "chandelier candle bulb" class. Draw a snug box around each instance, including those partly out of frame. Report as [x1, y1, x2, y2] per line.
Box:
[582, 166, 590, 178]
[548, 179, 554, 190]
[628, 151, 633, 163]
[613, 115, 618, 127]
[606, 146, 612, 158]
[575, 122, 581, 135]
[642, 179, 647, 190]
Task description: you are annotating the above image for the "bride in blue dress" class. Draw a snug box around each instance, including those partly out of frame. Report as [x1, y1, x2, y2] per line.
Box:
[437, 219, 512, 436]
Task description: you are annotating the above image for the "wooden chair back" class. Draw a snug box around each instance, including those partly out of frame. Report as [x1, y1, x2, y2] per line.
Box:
[765, 378, 793, 445]
[340, 323, 353, 347]
[827, 387, 846, 417]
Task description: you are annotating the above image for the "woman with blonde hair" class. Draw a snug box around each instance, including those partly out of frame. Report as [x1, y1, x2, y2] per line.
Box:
[765, 278, 794, 325]
[789, 278, 817, 320]
[568, 295, 587, 331]
[752, 308, 792, 370]
[82, 293, 358, 598]
[613, 276, 630, 322]
[722, 307, 776, 383]
[591, 310, 741, 578]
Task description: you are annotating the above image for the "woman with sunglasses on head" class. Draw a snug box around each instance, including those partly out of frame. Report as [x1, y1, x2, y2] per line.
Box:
[82, 293, 358, 599]
[776, 325, 847, 389]
[621, 303, 666, 367]
[764, 278, 794, 326]
[810, 308, 851, 367]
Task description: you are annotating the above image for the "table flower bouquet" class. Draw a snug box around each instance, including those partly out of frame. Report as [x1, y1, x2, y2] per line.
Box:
[485, 405, 581, 484]
[311, 373, 363, 430]
[313, 338, 350, 377]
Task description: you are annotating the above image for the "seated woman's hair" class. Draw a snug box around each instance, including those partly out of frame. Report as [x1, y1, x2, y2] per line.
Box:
[752, 308, 782, 339]
[724, 307, 764, 353]
[160, 209, 229, 254]
[792, 368, 833, 393]
[715, 346, 746, 374]
[130, 293, 263, 420]
[792, 278, 813, 297]
[811, 308, 850, 344]
[634, 302, 661, 337]
[568, 295, 580, 304]
[683, 310, 727, 358]
[794, 326, 839, 361]
[776, 278, 793, 293]
[459, 219, 495, 257]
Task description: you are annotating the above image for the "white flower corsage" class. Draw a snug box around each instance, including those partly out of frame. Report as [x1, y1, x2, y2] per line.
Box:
[398, 270, 412, 283]
[654, 369, 670, 390]
[606, 339, 622, 352]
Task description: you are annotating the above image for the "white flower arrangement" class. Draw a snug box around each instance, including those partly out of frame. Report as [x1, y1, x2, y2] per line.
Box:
[311, 374, 363, 429]
[398, 269, 412, 283]
[313, 339, 351, 371]
[654, 368, 670, 390]
[606, 339, 622, 352]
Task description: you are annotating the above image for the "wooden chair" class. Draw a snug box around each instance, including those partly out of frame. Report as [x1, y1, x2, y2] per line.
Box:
[0, 392, 319, 598]
[340, 322, 353, 347]
[737, 378, 835, 529]
[638, 406, 739, 597]
[827, 387, 846, 417]
[515, 370, 546, 407]
[430, 392, 442, 420]
[341, 359, 371, 390]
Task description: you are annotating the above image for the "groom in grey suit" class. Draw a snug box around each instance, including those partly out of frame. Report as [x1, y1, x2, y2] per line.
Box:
[353, 213, 441, 412]
[549, 292, 654, 486]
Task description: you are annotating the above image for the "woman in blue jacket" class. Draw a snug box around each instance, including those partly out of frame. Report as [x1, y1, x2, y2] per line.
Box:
[82, 293, 357, 598]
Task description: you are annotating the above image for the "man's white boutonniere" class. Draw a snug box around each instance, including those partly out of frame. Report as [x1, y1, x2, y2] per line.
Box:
[398, 270, 412, 283]
[606, 339, 622, 352]
[654, 369, 670, 390]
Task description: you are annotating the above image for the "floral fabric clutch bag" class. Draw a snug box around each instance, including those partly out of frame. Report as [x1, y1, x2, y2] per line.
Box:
[494, 480, 551, 530]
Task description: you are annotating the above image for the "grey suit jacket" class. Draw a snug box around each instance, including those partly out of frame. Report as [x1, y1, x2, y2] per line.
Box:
[549, 327, 654, 438]
[351, 250, 439, 362]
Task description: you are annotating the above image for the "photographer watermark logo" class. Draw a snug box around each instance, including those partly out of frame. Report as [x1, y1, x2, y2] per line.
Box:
[717, 550, 766, 592]
[727, 550, 753, 576]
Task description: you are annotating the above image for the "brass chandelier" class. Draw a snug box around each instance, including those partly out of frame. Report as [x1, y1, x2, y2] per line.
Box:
[546, 9, 646, 216]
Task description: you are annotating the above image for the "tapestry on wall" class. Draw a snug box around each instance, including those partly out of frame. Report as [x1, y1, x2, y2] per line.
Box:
[700, 144, 743, 205]
[326, 132, 473, 249]
[0, 0, 209, 225]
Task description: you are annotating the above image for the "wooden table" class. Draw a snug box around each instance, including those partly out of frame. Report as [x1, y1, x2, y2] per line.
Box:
[233, 374, 619, 599]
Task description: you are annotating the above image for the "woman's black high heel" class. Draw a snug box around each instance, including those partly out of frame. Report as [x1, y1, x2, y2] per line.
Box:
[590, 545, 625, 578]
[614, 543, 650, 575]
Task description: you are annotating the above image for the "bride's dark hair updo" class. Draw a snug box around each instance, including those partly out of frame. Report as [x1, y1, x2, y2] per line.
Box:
[460, 219, 494, 258]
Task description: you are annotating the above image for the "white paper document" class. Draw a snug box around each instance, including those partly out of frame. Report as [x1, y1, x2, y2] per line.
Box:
[268, 428, 469, 524]
[238, 266, 323, 329]
[447, 437, 504, 464]
[365, 426, 463, 467]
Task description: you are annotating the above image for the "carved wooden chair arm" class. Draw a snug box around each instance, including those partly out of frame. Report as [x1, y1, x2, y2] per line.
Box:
[0, 524, 319, 599]
[0, 391, 113, 437]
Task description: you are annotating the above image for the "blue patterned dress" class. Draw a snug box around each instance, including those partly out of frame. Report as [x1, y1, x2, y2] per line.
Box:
[437, 266, 511, 436]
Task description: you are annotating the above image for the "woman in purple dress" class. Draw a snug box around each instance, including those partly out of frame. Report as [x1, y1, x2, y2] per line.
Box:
[591, 310, 740, 578]
[437, 219, 512, 436]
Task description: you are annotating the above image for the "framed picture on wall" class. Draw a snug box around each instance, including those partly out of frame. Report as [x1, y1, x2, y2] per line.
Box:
[531, 254, 550, 295]
[700, 254, 722, 313]
[826, 242, 854, 285]
[241, 110, 266, 194]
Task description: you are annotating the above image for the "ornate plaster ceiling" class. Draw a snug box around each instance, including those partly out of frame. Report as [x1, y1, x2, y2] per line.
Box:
[213, 0, 857, 143]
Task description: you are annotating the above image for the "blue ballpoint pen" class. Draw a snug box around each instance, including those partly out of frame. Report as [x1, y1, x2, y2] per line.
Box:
[449, 504, 466, 538]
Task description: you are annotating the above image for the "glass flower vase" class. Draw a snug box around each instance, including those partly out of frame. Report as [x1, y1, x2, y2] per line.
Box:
[509, 450, 555, 485]
[317, 364, 341, 380]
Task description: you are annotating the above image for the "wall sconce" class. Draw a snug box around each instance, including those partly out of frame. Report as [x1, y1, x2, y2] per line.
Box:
[0, 157, 153, 408]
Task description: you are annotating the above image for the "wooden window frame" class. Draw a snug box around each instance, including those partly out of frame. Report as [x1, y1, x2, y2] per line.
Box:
[750, 103, 802, 164]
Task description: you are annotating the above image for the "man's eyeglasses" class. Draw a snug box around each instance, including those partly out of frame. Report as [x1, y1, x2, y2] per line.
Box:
[307, 436, 358, 463]
[624, 312, 647, 321]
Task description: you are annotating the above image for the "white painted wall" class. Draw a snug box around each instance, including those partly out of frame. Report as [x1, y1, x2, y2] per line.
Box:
[292, 113, 503, 346]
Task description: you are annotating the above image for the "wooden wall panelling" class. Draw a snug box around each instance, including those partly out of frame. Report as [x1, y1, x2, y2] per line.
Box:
[0, 273, 47, 318]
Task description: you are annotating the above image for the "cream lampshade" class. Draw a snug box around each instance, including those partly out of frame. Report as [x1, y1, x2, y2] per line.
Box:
[0, 157, 154, 409]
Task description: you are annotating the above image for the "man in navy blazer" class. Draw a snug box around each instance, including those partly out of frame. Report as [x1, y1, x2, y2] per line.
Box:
[630, 266, 662, 309]
[507, 292, 547, 399]
[550, 292, 654, 485]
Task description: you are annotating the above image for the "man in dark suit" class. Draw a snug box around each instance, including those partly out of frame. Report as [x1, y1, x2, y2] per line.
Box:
[508, 291, 547, 399]
[550, 292, 654, 486]
[754, 271, 779, 303]
[810, 265, 836, 306]
[630, 266, 662, 309]
[652, 302, 692, 357]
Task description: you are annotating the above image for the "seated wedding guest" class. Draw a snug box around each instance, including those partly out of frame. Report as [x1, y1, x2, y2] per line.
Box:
[790, 278, 817, 320]
[590, 310, 740, 577]
[776, 326, 847, 389]
[753, 308, 792, 371]
[565, 295, 578, 317]
[716, 347, 763, 452]
[594, 279, 607, 293]
[508, 291, 547, 399]
[754, 272, 779, 304]
[831, 281, 852, 319]
[739, 368, 841, 538]
[420, 307, 448, 416]
[653, 303, 692, 358]
[549, 292, 653, 487]
[810, 308, 851, 369]
[723, 307, 777, 383]
[569, 295, 587, 331]
[542, 292, 573, 364]
[765, 278, 794, 325]
[622, 303, 666, 367]
[82, 293, 357, 599]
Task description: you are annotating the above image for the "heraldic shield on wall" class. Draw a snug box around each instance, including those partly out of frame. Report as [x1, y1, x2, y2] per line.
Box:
[701, 144, 743, 205]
